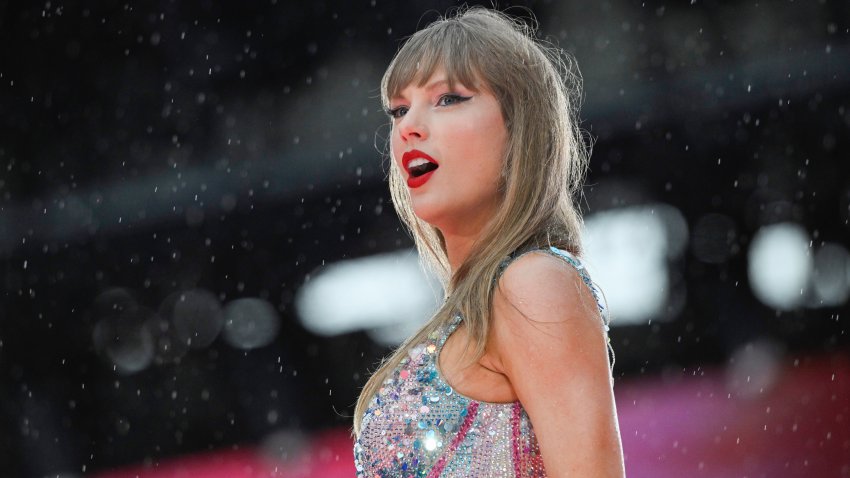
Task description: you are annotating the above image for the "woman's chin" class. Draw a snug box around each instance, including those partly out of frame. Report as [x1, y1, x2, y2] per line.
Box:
[411, 200, 499, 236]
[411, 211, 442, 228]
[410, 203, 447, 227]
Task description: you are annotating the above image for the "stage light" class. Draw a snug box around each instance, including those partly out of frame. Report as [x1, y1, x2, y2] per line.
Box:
[584, 203, 688, 324]
[295, 249, 441, 345]
[747, 222, 811, 311]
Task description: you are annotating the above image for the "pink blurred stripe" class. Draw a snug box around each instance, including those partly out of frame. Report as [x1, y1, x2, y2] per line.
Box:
[96, 353, 850, 478]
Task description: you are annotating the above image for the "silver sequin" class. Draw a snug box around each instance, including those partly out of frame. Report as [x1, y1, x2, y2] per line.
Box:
[354, 247, 609, 477]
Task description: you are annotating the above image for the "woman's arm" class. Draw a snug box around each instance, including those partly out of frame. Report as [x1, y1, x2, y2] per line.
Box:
[489, 251, 625, 477]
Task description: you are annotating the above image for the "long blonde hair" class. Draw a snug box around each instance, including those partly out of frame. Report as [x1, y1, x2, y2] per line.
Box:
[353, 6, 592, 436]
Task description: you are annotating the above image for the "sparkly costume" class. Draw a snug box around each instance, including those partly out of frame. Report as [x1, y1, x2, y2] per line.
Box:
[354, 246, 610, 478]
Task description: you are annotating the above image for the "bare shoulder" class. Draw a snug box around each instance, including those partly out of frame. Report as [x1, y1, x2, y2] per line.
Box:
[486, 250, 608, 376]
[493, 250, 601, 326]
[488, 250, 624, 477]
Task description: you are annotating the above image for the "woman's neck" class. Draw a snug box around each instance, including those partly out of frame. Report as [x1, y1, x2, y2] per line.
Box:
[443, 232, 477, 276]
[435, 204, 500, 275]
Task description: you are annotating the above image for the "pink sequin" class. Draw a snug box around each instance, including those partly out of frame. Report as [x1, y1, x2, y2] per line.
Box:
[354, 247, 609, 477]
[427, 402, 480, 478]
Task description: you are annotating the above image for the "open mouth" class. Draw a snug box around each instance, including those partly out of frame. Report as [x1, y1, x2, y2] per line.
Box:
[407, 158, 439, 177]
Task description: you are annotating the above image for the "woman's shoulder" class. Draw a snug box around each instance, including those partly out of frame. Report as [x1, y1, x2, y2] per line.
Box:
[495, 246, 608, 321]
[488, 247, 612, 373]
[495, 249, 596, 318]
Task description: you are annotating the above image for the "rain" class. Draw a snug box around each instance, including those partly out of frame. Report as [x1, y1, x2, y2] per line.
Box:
[0, 1, 847, 477]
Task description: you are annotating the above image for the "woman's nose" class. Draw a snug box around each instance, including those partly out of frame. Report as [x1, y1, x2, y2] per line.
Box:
[398, 109, 428, 142]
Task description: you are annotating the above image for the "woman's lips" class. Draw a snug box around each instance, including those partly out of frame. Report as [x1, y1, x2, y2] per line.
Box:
[407, 169, 435, 188]
[402, 150, 439, 189]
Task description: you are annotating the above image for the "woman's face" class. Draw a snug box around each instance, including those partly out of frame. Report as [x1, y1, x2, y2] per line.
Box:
[388, 67, 508, 236]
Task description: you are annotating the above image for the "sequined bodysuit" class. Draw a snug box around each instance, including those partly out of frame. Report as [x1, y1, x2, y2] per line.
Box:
[354, 246, 609, 478]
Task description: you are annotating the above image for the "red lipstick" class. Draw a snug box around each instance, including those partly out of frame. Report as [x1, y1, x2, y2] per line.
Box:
[402, 150, 439, 189]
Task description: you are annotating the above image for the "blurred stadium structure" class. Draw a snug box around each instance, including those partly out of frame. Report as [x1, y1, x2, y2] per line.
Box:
[0, 1, 848, 476]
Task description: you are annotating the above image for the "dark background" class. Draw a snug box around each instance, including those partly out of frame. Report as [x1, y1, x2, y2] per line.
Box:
[1, 1, 848, 476]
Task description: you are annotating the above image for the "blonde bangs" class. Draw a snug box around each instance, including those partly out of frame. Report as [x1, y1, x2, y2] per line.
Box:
[382, 21, 485, 108]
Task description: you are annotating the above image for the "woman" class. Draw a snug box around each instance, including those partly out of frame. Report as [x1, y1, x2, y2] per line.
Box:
[353, 7, 625, 477]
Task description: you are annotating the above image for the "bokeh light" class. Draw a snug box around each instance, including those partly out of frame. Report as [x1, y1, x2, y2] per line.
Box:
[691, 213, 739, 264]
[144, 314, 190, 365]
[584, 203, 689, 325]
[747, 223, 812, 311]
[295, 249, 441, 345]
[222, 298, 281, 350]
[92, 291, 156, 375]
[811, 242, 850, 307]
[725, 339, 784, 400]
[160, 289, 225, 349]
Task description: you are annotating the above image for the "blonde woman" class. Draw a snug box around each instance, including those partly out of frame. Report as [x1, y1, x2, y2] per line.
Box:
[353, 7, 625, 477]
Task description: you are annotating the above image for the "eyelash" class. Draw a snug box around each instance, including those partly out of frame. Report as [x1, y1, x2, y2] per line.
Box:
[385, 94, 471, 119]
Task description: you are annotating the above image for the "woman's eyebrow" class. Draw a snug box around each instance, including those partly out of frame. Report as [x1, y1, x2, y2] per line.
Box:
[391, 78, 455, 102]
[390, 77, 449, 100]
[421, 78, 450, 90]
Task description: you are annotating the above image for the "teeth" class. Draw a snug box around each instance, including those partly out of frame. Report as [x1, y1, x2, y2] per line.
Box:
[408, 160, 439, 178]
[408, 158, 431, 168]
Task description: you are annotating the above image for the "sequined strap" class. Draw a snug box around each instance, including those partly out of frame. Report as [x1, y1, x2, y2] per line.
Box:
[544, 247, 610, 326]
[437, 313, 464, 349]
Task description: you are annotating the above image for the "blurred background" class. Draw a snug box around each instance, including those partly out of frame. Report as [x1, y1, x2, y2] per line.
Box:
[1, 0, 848, 477]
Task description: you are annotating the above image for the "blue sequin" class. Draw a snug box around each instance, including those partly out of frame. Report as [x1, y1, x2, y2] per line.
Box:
[355, 247, 610, 477]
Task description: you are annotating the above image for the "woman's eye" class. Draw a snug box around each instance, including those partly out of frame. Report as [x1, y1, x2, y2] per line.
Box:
[386, 106, 408, 119]
[385, 95, 469, 118]
[437, 94, 470, 107]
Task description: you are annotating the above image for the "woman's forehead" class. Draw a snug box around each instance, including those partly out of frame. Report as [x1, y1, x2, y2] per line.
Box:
[389, 65, 483, 99]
